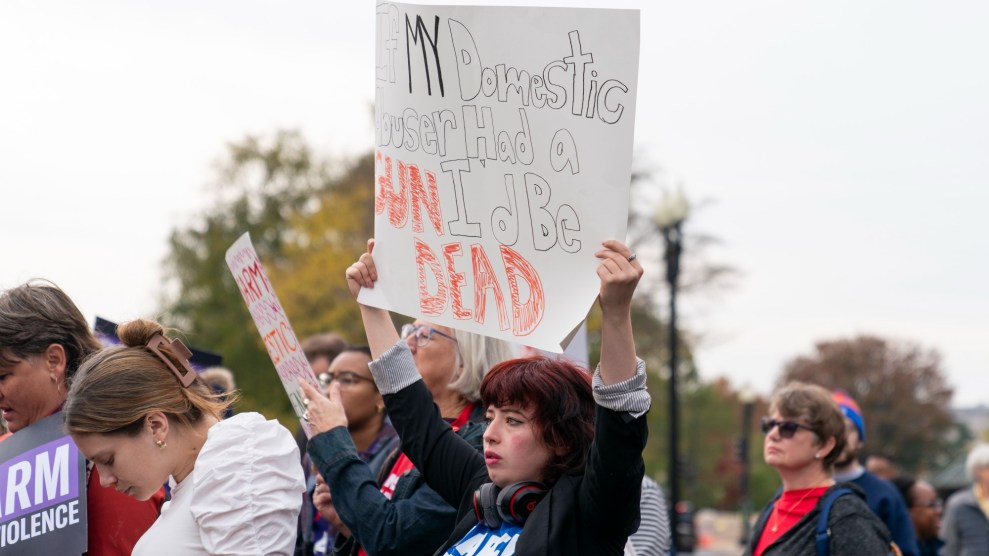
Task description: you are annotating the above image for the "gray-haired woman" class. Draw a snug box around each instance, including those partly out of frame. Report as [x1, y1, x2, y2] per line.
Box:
[941, 443, 989, 556]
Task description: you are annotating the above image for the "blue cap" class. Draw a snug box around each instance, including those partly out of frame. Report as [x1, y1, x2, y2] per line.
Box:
[831, 390, 865, 442]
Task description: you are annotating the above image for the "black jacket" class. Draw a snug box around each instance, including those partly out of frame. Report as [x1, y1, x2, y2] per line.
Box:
[383, 378, 648, 556]
[313, 406, 486, 556]
[745, 482, 893, 556]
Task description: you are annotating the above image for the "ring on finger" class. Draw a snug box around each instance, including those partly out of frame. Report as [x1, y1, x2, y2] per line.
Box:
[626, 252, 638, 262]
[302, 410, 310, 422]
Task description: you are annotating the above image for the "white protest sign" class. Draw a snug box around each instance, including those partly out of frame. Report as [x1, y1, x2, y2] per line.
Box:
[225, 232, 320, 437]
[362, 2, 640, 352]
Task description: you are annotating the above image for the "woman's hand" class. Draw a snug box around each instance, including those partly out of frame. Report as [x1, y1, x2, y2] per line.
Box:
[346, 238, 378, 300]
[312, 474, 352, 537]
[346, 237, 401, 358]
[595, 239, 642, 315]
[299, 380, 347, 435]
[595, 239, 642, 384]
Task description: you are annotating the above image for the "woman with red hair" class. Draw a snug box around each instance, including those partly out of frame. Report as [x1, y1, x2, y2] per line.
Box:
[301, 238, 649, 555]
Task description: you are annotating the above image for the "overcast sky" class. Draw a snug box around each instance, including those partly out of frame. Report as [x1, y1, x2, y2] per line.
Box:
[2, 0, 986, 406]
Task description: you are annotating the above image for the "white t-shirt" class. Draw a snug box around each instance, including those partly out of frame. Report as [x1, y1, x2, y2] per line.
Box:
[133, 412, 305, 556]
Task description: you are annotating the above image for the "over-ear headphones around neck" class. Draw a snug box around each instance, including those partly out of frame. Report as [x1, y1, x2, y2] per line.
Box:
[472, 481, 547, 528]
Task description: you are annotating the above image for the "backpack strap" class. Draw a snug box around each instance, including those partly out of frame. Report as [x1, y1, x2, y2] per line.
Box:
[815, 487, 854, 556]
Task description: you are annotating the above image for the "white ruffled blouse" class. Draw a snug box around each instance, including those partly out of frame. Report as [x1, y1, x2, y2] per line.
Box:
[133, 412, 305, 556]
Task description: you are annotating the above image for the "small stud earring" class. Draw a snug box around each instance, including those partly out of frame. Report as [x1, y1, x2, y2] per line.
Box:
[155, 439, 167, 449]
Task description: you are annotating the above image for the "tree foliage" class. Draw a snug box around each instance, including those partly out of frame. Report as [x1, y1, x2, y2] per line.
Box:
[161, 130, 368, 423]
[266, 153, 375, 343]
[778, 335, 956, 473]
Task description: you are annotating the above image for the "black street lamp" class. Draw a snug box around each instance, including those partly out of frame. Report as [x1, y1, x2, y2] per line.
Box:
[654, 190, 690, 551]
[738, 388, 757, 547]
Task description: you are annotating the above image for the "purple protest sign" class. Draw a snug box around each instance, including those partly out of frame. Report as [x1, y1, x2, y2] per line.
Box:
[0, 413, 88, 555]
[0, 437, 80, 520]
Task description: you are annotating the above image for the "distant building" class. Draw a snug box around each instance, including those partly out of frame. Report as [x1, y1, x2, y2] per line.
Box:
[930, 405, 989, 496]
[953, 405, 989, 440]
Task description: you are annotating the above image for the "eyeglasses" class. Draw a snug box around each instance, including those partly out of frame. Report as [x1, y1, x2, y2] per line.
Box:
[317, 371, 374, 388]
[760, 417, 816, 439]
[400, 324, 458, 348]
[915, 499, 943, 510]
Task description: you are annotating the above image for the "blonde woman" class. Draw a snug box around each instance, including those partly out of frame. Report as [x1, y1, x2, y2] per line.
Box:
[64, 319, 305, 556]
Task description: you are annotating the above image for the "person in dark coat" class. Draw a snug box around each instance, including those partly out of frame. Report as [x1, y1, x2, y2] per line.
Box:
[892, 476, 944, 556]
[306, 330, 513, 556]
[831, 390, 920, 556]
[301, 238, 650, 556]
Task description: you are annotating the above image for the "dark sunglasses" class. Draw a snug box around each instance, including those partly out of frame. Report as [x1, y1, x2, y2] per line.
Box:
[760, 417, 815, 439]
[318, 371, 374, 388]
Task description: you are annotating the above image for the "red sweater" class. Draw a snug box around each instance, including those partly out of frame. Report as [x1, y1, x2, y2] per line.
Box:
[86, 466, 165, 555]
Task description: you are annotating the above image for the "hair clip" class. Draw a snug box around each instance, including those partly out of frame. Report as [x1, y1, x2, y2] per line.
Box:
[146, 334, 197, 387]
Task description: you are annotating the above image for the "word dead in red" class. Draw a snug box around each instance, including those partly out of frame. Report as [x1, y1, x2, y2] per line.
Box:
[414, 238, 544, 337]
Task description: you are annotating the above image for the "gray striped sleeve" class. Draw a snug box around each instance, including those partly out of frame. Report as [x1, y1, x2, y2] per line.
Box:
[629, 476, 673, 556]
[592, 358, 651, 417]
[367, 340, 422, 395]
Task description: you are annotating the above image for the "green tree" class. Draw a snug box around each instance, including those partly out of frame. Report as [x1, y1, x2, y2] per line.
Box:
[778, 335, 956, 473]
[267, 153, 376, 341]
[161, 130, 360, 423]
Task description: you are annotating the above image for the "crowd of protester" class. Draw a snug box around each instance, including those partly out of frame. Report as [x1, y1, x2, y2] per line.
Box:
[1, 240, 986, 555]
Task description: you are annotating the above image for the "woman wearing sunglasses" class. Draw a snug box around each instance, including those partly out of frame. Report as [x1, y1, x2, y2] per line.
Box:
[745, 382, 893, 555]
[304, 290, 515, 555]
